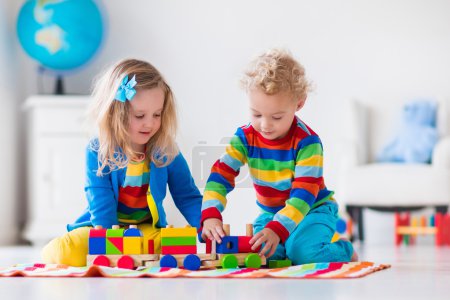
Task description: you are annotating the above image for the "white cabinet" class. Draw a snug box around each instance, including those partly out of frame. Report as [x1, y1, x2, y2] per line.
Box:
[23, 96, 91, 246]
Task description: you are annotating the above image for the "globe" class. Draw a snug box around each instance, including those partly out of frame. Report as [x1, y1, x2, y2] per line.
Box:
[17, 0, 104, 71]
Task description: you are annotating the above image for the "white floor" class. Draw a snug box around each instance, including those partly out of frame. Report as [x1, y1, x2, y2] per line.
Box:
[1, 244, 450, 300]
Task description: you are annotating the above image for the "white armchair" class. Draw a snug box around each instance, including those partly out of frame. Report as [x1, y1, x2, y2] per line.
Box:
[338, 99, 450, 241]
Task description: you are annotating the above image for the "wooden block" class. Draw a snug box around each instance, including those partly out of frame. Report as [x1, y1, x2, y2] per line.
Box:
[216, 236, 238, 254]
[395, 213, 411, 246]
[161, 227, 197, 238]
[161, 245, 197, 255]
[206, 239, 211, 253]
[106, 228, 124, 237]
[148, 240, 155, 254]
[161, 236, 197, 246]
[88, 237, 106, 254]
[436, 213, 450, 246]
[106, 237, 123, 254]
[268, 259, 292, 268]
[123, 236, 142, 254]
[89, 228, 107, 238]
[124, 227, 142, 237]
[237, 236, 259, 253]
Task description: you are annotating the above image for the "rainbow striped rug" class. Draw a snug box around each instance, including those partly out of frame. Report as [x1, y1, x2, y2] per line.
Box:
[0, 261, 389, 278]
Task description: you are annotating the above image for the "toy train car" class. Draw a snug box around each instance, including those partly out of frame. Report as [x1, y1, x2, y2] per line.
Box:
[87, 224, 266, 270]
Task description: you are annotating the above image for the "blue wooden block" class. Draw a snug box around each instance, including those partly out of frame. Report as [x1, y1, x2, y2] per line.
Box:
[124, 227, 142, 237]
[216, 236, 239, 254]
[89, 237, 106, 254]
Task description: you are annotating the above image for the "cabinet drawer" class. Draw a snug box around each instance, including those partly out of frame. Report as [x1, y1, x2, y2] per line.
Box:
[32, 106, 88, 134]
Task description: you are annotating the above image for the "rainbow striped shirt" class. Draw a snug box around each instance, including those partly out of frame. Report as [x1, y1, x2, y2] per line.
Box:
[117, 158, 152, 224]
[201, 117, 335, 242]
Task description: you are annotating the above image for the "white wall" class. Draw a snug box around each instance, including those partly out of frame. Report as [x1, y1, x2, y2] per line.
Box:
[7, 0, 450, 241]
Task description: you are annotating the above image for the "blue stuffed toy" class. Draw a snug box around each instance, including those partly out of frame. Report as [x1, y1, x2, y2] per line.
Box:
[378, 100, 438, 163]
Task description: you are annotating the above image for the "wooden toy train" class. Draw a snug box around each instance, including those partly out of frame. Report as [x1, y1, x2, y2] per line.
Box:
[87, 224, 271, 270]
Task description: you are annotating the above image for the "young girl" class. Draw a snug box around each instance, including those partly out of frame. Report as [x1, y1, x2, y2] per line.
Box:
[42, 59, 202, 266]
[201, 49, 357, 264]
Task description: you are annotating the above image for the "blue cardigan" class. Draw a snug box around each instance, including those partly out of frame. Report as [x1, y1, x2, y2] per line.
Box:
[67, 142, 202, 231]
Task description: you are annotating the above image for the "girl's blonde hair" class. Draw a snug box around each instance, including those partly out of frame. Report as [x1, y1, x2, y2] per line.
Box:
[89, 58, 178, 176]
[241, 48, 312, 100]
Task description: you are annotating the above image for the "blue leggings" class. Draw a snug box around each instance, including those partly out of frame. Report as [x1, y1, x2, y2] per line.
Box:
[253, 202, 354, 265]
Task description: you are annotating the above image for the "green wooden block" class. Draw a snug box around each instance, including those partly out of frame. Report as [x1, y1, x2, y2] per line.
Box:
[245, 253, 262, 268]
[161, 236, 197, 246]
[268, 259, 292, 268]
[106, 228, 124, 237]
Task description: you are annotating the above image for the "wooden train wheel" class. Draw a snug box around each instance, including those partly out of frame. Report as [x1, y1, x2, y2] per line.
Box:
[92, 255, 110, 267]
[220, 254, 238, 269]
[117, 255, 135, 269]
[183, 254, 201, 271]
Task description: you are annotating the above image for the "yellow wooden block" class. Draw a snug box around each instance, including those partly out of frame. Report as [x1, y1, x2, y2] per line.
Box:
[161, 227, 197, 238]
[123, 236, 143, 254]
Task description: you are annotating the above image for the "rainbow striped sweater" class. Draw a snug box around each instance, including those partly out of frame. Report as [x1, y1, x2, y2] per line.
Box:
[201, 117, 335, 242]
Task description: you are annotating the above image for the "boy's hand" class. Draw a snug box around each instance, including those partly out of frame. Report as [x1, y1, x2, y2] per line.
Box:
[201, 218, 226, 243]
[249, 228, 280, 258]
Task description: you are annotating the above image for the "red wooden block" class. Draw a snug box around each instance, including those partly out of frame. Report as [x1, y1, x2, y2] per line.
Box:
[436, 213, 450, 246]
[206, 239, 211, 254]
[238, 236, 260, 253]
[89, 228, 107, 238]
[161, 245, 197, 255]
[148, 239, 155, 254]
[395, 213, 410, 246]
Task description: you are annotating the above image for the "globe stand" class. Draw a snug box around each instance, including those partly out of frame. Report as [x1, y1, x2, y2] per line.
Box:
[55, 76, 64, 95]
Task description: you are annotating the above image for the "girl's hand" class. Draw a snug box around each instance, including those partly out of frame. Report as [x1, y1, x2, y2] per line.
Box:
[249, 228, 280, 258]
[201, 218, 226, 243]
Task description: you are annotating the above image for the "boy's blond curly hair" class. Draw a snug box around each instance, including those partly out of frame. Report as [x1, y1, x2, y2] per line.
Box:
[241, 48, 312, 101]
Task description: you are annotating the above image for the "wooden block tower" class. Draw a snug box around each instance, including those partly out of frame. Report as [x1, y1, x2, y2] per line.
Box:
[160, 226, 197, 255]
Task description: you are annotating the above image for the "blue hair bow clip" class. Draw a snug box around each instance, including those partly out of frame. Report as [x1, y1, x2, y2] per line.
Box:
[115, 75, 137, 102]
